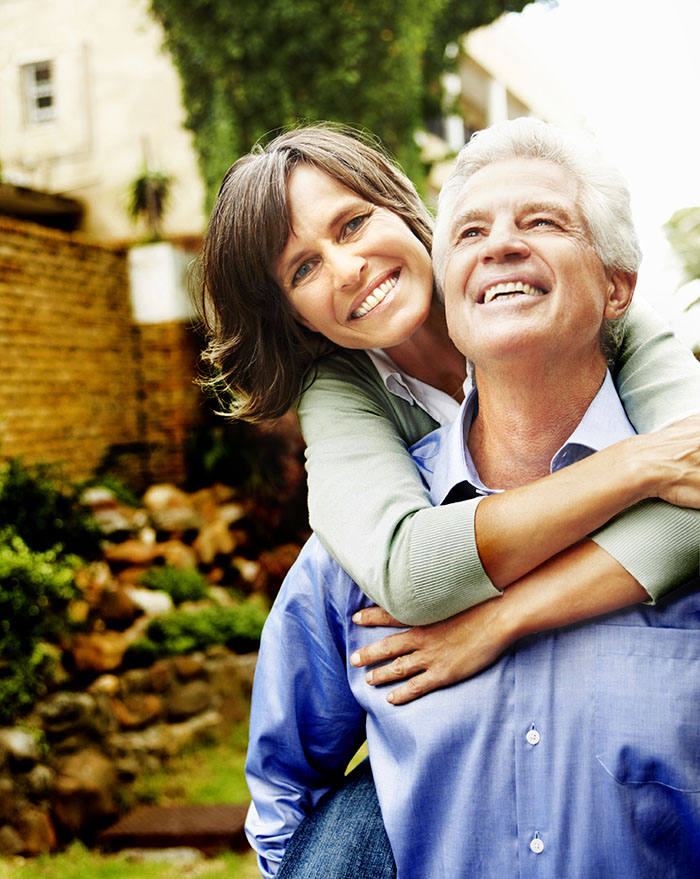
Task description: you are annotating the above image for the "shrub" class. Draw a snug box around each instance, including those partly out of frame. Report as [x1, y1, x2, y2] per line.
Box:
[140, 565, 209, 606]
[124, 602, 268, 666]
[0, 458, 102, 558]
[0, 529, 80, 722]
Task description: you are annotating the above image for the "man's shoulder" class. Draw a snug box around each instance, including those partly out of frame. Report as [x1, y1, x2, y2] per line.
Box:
[278, 534, 360, 608]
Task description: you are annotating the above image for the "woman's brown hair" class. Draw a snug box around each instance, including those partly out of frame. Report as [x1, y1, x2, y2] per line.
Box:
[197, 122, 434, 421]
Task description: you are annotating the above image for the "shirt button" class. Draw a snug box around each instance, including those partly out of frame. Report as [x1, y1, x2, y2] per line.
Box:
[526, 727, 541, 746]
[529, 836, 545, 854]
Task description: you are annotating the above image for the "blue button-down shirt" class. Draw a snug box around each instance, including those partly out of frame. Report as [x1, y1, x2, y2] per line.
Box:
[246, 373, 700, 878]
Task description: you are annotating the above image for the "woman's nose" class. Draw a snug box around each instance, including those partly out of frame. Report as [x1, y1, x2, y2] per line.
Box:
[327, 247, 367, 289]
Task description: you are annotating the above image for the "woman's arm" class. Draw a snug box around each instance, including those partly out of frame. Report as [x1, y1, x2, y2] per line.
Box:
[299, 315, 700, 625]
[349, 538, 651, 705]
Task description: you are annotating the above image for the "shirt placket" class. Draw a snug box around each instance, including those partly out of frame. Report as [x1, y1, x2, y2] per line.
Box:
[514, 636, 556, 879]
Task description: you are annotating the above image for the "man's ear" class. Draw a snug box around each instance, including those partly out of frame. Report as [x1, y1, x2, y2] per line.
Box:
[603, 271, 637, 319]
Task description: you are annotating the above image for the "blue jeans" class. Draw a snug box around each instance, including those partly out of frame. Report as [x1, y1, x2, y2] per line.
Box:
[276, 759, 396, 878]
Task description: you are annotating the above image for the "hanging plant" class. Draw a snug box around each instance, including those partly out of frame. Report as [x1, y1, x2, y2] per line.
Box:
[128, 167, 172, 241]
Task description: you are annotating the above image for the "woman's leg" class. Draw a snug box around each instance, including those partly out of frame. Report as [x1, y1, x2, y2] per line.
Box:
[276, 759, 396, 879]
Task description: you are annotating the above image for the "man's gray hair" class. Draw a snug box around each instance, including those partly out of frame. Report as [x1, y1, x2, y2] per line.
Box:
[433, 117, 642, 290]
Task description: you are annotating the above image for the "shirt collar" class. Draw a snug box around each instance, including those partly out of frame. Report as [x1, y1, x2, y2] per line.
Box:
[410, 370, 636, 506]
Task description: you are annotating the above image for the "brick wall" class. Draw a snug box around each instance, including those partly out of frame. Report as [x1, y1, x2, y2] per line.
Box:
[0, 216, 205, 487]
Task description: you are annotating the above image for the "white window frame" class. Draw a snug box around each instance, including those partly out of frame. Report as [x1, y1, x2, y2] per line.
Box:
[22, 60, 56, 124]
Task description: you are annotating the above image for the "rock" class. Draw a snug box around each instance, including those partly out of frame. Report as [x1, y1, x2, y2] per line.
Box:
[147, 660, 175, 693]
[52, 749, 119, 835]
[110, 694, 163, 730]
[143, 485, 203, 533]
[232, 557, 261, 586]
[0, 778, 15, 822]
[69, 631, 130, 673]
[0, 729, 40, 771]
[25, 764, 55, 800]
[97, 583, 140, 627]
[160, 540, 198, 570]
[89, 674, 121, 697]
[166, 680, 211, 721]
[0, 824, 24, 856]
[37, 692, 114, 741]
[204, 651, 257, 724]
[103, 539, 161, 566]
[123, 586, 174, 617]
[15, 807, 56, 854]
[172, 653, 205, 681]
[192, 519, 236, 564]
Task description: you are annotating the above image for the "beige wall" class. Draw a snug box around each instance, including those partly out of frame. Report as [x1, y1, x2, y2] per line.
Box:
[0, 0, 206, 241]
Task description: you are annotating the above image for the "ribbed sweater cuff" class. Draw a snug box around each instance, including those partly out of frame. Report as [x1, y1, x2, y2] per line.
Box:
[591, 500, 700, 602]
[409, 498, 501, 623]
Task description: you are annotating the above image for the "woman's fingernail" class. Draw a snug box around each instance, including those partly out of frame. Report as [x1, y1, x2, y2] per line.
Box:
[350, 651, 360, 666]
[352, 612, 362, 623]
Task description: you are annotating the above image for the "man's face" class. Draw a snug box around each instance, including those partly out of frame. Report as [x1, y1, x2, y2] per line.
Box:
[442, 158, 631, 372]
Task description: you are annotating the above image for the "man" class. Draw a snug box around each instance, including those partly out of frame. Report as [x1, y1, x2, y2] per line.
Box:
[245, 119, 700, 878]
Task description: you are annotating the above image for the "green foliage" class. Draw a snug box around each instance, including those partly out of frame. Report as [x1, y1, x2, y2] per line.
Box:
[125, 602, 268, 666]
[664, 206, 700, 286]
[0, 458, 102, 558]
[128, 167, 172, 241]
[140, 565, 209, 605]
[0, 530, 80, 723]
[149, 0, 532, 206]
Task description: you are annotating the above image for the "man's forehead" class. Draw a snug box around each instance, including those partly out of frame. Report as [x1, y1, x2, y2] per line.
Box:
[450, 157, 581, 224]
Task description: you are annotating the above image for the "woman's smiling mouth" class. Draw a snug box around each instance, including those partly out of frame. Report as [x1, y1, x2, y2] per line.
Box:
[351, 272, 400, 319]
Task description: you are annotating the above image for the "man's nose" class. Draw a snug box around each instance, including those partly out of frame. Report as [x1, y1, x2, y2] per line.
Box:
[328, 247, 367, 289]
[480, 221, 530, 263]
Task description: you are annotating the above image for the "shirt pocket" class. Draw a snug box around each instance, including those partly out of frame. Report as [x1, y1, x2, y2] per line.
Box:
[594, 624, 700, 792]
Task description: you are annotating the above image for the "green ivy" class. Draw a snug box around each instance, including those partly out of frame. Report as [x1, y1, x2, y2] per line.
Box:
[148, 0, 532, 207]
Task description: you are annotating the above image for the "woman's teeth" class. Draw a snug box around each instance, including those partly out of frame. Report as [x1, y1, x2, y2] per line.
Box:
[483, 281, 545, 304]
[351, 273, 399, 318]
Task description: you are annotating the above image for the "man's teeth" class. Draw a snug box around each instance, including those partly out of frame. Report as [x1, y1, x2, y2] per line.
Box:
[483, 282, 545, 304]
[352, 274, 398, 318]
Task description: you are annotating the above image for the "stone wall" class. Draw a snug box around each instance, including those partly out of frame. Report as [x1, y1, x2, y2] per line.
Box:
[0, 647, 256, 855]
[0, 216, 206, 486]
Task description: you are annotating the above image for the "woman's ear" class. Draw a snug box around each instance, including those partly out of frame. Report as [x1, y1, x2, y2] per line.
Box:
[603, 271, 637, 320]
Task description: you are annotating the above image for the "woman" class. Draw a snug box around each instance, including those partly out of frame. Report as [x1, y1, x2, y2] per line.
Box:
[199, 123, 700, 876]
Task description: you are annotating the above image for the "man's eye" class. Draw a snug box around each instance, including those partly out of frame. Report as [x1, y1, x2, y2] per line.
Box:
[532, 218, 558, 228]
[459, 227, 481, 240]
[292, 262, 312, 284]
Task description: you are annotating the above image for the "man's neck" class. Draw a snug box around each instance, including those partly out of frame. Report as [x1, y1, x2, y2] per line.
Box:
[468, 358, 608, 490]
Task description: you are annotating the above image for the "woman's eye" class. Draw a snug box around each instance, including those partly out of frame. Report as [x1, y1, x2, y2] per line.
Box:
[532, 217, 558, 228]
[343, 214, 369, 235]
[292, 262, 313, 284]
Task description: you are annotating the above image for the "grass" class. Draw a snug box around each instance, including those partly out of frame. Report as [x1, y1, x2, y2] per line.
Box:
[0, 722, 260, 879]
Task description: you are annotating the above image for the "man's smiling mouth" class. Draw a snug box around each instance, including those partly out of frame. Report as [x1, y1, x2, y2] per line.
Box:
[351, 272, 399, 319]
[483, 281, 546, 304]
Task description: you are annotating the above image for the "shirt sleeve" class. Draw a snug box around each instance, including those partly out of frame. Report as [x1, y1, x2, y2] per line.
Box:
[244, 540, 367, 877]
[297, 351, 500, 626]
[596, 298, 700, 598]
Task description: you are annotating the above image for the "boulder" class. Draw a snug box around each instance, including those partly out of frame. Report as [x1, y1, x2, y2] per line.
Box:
[15, 807, 56, 854]
[68, 631, 130, 673]
[166, 680, 211, 722]
[0, 729, 40, 771]
[52, 749, 119, 835]
[36, 692, 114, 741]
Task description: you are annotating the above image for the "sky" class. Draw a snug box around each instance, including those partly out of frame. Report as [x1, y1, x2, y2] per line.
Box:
[504, 0, 700, 346]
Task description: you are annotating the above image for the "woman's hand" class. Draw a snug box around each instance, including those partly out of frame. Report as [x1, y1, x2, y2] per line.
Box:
[631, 414, 700, 508]
[349, 599, 512, 705]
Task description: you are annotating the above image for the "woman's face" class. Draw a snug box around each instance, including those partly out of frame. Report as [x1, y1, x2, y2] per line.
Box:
[274, 165, 434, 350]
